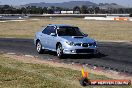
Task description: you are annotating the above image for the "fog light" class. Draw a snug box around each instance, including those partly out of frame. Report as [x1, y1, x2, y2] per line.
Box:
[71, 50, 75, 53]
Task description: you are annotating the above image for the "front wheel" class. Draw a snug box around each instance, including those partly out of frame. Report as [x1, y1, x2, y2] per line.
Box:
[57, 44, 64, 58]
[36, 41, 44, 54]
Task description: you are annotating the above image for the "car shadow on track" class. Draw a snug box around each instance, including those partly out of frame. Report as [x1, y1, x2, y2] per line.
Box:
[63, 52, 107, 59]
[42, 50, 107, 59]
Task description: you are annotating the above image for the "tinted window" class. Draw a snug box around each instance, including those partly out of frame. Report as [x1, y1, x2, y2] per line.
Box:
[42, 26, 56, 35]
[57, 26, 83, 36]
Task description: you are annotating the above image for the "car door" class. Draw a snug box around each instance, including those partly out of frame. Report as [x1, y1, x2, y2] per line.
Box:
[41, 26, 51, 49]
[41, 26, 56, 50]
[47, 26, 57, 50]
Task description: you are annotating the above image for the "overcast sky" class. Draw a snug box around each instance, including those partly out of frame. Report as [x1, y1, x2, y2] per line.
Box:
[0, 0, 132, 7]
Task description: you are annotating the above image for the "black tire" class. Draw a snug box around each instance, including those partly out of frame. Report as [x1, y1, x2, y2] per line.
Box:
[56, 44, 64, 58]
[36, 41, 44, 54]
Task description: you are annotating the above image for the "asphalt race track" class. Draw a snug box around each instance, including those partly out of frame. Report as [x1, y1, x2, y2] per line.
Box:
[0, 38, 132, 74]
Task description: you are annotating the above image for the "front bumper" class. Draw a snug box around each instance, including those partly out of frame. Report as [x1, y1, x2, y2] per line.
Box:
[62, 46, 98, 54]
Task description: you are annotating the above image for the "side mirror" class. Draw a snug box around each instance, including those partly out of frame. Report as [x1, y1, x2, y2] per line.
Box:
[84, 34, 88, 37]
[50, 33, 56, 36]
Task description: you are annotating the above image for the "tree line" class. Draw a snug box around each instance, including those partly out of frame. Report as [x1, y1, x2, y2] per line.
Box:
[0, 5, 132, 15]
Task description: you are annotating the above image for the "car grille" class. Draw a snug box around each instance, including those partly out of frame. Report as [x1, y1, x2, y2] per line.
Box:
[75, 43, 82, 46]
[76, 49, 94, 53]
[82, 43, 88, 47]
[75, 43, 94, 47]
[88, 43, 93, 46]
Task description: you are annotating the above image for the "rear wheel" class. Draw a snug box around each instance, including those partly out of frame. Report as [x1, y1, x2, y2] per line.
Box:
[57, 44, 64, 58]
[36, 41, 44, 54]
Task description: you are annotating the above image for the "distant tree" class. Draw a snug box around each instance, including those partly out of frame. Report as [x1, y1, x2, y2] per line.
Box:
[0, 7, 2, 14]
[130, 8, 132, 13]
[94, 7, 100, 14]
[37, 7, 43, 14]
[0, 5, 12, 14]
[1, 4, 132, 14]
[55, 7, 63, 11]
[125, 8, 130, 14]
[80, 5, 88, 14]
[64, 8, 71, 11]
[47, 7, 54, 14]
[21, 7, 27, 14]
[13, 9, 20, 14]
[87, 8, 94, 14]
[26, 6, 31, 14]
[51, 6, 55, 11]
[118, 8, 124, 14]
[73, 6, 80, 11]
[43, 7, 48, 14]
[111, 9, 117, 14]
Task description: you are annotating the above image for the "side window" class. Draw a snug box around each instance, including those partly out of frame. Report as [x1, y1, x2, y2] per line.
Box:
[42, 26, 56, 35]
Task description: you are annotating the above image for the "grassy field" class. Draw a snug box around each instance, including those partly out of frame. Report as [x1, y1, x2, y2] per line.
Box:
[0, 53, 131, 88]
[0, 18, 132, 41]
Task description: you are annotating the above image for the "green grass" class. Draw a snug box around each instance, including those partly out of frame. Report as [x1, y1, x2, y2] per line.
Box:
[0, 18, 132, 41]
[0, 54, 131, 88]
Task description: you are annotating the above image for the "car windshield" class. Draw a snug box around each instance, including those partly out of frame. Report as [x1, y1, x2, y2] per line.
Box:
[57, 26, 83, 36]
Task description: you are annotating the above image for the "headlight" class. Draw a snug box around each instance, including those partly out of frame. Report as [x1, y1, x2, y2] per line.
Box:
[66, 41, 75, 46]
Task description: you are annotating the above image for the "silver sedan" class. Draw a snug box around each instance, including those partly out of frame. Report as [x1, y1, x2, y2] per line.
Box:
[34, 24, 98, 58]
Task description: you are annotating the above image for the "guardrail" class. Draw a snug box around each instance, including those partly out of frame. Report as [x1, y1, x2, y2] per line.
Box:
[0, 14, 129, 17]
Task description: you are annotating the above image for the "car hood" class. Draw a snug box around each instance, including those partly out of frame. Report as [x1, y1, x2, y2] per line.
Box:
[60, 36, 96, 43]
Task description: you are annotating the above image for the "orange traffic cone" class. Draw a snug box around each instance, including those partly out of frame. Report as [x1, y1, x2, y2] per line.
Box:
[80, 68, 91, 86]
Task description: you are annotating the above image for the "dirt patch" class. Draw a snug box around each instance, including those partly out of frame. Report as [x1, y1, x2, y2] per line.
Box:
[4, 53, 132, 81]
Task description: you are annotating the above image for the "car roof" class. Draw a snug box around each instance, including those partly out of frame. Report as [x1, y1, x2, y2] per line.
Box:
[47, 24, 76, 28]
